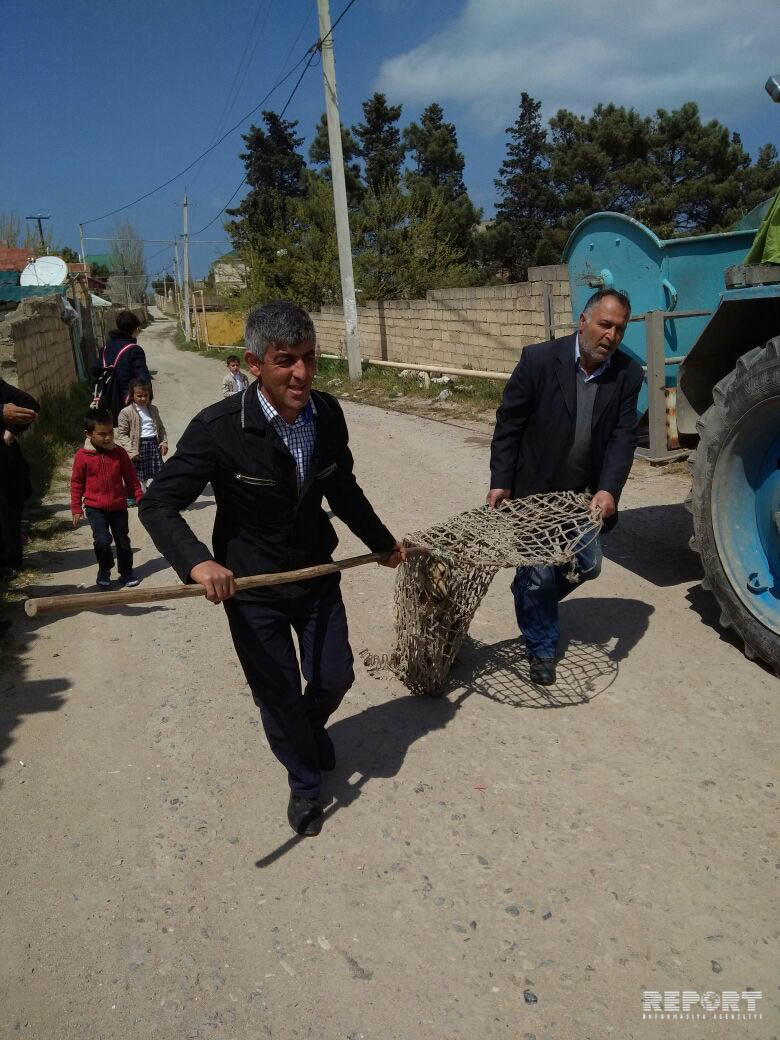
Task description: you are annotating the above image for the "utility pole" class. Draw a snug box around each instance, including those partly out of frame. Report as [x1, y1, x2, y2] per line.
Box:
[182, 195, 191, 340]
[316, 0, 361, 381]
[78, 224, 86, 265]
[26, 214, 51, 253]
[172, 249, 182, 323]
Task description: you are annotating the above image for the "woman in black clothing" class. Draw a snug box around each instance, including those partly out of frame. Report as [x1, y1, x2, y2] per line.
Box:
[92, 310, 152, 422]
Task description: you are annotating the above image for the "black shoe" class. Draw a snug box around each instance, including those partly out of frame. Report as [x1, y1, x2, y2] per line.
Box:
[287, 794, 323, 836]
[529, 656, 557, 685]
[314, 728, 336, 771]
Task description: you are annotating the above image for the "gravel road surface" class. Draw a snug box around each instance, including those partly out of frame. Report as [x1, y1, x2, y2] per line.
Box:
[1, 317, 776, 1039]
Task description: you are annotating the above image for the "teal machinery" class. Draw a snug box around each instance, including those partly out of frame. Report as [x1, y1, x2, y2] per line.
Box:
[562, 212, 757, 417]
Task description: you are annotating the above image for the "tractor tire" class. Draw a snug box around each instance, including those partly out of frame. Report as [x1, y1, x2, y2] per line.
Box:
[689, 336, 780, 673]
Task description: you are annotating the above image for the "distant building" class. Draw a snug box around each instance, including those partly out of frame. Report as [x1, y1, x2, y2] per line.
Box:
[0, 246, 36, 272]
[211, 252, 247, 294]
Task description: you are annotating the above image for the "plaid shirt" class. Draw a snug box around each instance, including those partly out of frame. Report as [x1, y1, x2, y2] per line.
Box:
[257, 386, 317, 492]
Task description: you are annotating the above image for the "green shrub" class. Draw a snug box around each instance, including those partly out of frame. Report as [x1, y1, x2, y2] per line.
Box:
[23, 381, 92, 503]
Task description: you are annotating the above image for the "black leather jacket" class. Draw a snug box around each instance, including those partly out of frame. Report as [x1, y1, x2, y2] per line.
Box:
[140, 385, 395, 600]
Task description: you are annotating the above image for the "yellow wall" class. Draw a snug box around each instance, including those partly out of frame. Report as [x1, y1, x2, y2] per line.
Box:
[203, 311, 244, 345]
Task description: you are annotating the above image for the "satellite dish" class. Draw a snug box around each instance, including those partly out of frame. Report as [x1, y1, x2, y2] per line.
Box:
[20, 255, 69, 287]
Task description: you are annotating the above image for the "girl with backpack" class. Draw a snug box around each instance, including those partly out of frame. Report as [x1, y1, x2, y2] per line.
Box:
[91, 310, 151, 423]
[116, 379, 168, 489]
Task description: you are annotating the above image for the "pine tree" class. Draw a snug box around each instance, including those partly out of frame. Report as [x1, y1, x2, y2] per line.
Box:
[352, 93, 405, 192]
[226, 110, 306, 249]
[492, 93, 555, 279]
[403, 102, 480, 256]
[309, 112, 364, 205]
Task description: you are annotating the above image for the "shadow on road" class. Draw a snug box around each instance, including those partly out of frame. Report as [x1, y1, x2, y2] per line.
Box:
[604, 502, 701, 586]
[255, 594, 653, 863]
[0, 611, 70, 775]
[448, 596, 653, 709]
[255, 691, 469, 868]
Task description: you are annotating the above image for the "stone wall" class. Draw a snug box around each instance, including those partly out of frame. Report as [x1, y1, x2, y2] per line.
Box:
[313, 265, 573, 374]
[0, 296, 77, 399]
[102, 304, 148, 335]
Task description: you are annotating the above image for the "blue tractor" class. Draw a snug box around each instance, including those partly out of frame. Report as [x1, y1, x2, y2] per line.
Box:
[564, 190, 780, 672]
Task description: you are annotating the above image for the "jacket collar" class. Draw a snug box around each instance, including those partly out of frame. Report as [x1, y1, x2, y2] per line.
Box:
[554, 334, 578, 420]
[83, 437, 118, 453]
[553, 333, 623, 427]
[240, 381, 323, 433]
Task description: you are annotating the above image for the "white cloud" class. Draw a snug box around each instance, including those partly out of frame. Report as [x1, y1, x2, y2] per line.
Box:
[376, 0, 775, 138]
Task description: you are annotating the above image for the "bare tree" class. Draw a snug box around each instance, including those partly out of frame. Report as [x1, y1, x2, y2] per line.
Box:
[109, 220, 147, 305]
[0, 211, 22, 247]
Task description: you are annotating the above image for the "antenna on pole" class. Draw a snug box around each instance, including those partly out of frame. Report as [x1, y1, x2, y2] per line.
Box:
[25, 214, 51, 252]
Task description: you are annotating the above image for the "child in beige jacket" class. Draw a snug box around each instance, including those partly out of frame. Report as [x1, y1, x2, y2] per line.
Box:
[116, 379, 168, 490]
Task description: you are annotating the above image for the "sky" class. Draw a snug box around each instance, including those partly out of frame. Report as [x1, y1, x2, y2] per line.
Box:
[2, 0, 777, 278]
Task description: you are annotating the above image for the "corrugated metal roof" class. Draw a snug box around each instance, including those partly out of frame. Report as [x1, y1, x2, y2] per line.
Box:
[0, 283, 66, 303]
[85, 253, 117, 271]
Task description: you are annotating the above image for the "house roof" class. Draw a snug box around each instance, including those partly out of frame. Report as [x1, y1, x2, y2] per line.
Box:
[85, 253, 117, 271]
[0, 269, 66, 303]
[0, 246, 35, 272]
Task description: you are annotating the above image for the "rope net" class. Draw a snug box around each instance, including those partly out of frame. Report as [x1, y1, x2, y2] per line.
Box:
[362, 492, 602, 696]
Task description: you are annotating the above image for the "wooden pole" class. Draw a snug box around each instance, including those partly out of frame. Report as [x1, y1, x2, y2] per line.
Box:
[24, 548, 429, 618]
[199, 290, 209, 345]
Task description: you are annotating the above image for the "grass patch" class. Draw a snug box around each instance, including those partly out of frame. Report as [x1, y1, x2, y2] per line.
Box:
[171, 326, 506, 415]
[313, 355, 505, 415]
[24, 381, 93, 504]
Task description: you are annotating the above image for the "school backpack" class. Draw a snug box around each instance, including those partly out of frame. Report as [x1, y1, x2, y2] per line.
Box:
[90, 343, 135, 420]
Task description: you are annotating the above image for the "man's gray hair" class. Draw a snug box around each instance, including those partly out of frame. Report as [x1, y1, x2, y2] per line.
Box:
[244, 300, 316, 359]
[582, 287, 631, 317]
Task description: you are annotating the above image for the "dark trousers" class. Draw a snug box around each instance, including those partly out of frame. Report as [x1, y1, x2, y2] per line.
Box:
[85, 506, 132, 576]
[0, 492, 24, 569]
[224, 581, 354, 799]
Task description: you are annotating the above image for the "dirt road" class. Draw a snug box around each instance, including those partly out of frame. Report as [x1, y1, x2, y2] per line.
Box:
[1, 318, 776, 1039]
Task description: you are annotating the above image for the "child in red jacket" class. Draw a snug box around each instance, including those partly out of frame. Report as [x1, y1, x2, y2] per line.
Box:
[71, 409, 144, 588]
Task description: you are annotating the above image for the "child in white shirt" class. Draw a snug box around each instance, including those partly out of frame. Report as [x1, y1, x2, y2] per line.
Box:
[116, 380, 168, 489]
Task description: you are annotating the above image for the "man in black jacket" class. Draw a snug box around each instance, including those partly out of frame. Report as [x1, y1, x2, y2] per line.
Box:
[141, 301, 404, 836]
[0, 379, 39, 583]
[487, 289, 643, 685]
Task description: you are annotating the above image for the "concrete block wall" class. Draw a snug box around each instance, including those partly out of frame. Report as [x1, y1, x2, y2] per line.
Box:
[0, 296, 77, 399]
[103, 304, 148, 335]
[313, 265, 572, 374]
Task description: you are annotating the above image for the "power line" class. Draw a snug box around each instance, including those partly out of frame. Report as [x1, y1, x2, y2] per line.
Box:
[189, 0, 276, 189]
[83, 0, 361, 240]
[81, 50, 311, 227]
[190, 45, 319, 237]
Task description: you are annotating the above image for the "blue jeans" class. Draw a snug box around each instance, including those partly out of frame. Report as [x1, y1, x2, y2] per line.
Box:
[511, 533, 603, 659]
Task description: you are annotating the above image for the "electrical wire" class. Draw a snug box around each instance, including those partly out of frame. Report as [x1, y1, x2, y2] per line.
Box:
[81, 51, 310, 227]
[190, 46, 318, 236]
[91, 0, 361, 241]
[189, 0, 357, 238]
[189, 0, 276, 189]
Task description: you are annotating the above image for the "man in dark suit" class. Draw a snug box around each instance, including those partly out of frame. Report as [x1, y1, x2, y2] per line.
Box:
[487, 288, 643, 685]
[0, 379, 39, 583]
[141, 301, 404, 836]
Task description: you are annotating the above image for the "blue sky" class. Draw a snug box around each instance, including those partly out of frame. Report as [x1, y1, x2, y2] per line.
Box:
[3, 0, 777, 278]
